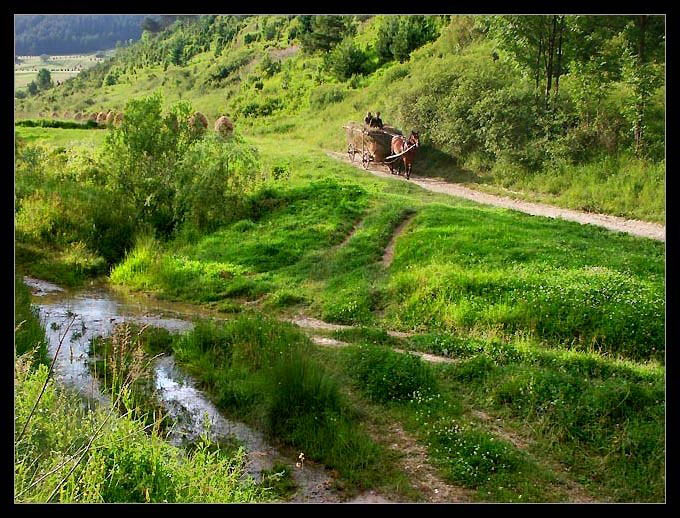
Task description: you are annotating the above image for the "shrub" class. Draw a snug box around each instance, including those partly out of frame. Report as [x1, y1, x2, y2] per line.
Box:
[258, 53, 281, 78]
[324, 37, 368, 81]
[15, 119, 101, 129]
[174, 133, 260, 231]
[309, 84, 346, 109]
[375, 15, 440, 63]
[103, 93, 205, 235]
[243, 32, 258, 44]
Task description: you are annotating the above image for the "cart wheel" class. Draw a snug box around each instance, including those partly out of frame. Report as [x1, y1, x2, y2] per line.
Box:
[362, 152, 370, 169]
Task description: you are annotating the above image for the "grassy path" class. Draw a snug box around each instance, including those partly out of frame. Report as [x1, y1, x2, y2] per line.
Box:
[327, 151, 665, 242]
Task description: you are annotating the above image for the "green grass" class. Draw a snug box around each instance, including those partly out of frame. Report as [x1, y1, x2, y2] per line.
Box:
[336, 336, 664, 502]
[439, 344, 664, 501]
[16, 126, 106, 147]
[14, 276, 49, 366]
[111, 139, 664, 364]
[137, 315, 410, 495]
[14, 355, 270, 503]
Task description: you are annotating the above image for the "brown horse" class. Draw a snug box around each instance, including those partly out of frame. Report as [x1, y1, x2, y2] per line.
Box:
[389, 131, 420, 180]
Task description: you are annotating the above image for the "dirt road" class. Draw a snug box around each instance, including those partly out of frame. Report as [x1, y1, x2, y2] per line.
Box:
[327, 151, 665, 242]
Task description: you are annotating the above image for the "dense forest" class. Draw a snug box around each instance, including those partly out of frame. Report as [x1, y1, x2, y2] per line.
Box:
[15, 15, 147, 55]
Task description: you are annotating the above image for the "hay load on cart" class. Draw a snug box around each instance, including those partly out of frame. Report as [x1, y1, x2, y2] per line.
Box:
[344, 122, 403, 169]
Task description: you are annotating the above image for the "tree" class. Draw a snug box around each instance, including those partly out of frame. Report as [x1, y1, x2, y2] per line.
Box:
[169, 39, 184, 66]
[324, 37, 367, 80]
[141, 17, 161, 33]
[36, 68, 52, 90]
[375, 17, 400, 63]
[26, 81, 38, 96]
[299, 16, 355, 53]
[375, 16, 440, 64]
[620, 15, 665, 155]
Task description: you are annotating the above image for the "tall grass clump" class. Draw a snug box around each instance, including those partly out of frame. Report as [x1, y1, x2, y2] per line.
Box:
[14, 276, 48, 366]
[14, 355, 268, 503]
[88, 323, 167, 430]
[346, 344, 438, 403]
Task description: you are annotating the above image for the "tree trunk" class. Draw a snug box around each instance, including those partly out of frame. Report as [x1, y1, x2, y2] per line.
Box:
[554, 16, 565, 97]
[536, 30, 543, 91]
[634, 15, 648, 155]
[545, 15, 557, 107]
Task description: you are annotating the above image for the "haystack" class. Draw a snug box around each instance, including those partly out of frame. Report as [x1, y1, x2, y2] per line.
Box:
[214, 116, 234, 138]
[96, 111, 107, 124]
[74, 112, 82, 120]
[105, 111, 115, 126]
[114, 112, 124, 126]
[189, 111, 208, 132]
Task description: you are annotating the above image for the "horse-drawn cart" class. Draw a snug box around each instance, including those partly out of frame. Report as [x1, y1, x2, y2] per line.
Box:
[343, 122, 420, 179]
[344, 123, 403, 170]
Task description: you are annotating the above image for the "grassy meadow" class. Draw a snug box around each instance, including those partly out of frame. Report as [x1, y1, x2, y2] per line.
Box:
[14, 15, 665, 503]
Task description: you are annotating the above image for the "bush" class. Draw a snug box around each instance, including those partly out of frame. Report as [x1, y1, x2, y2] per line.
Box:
[174, 133, 260, 231]
[309, 84, 346, 109]
[375, 15, 440, 63]
[103, 93, 204, 235]
[209, 48, 254, 83]
[324, 37, 368, 81]
[258, 53, 281, 78]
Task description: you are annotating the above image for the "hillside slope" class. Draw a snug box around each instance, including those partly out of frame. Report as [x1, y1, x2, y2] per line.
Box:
[15, 15, 665, 222]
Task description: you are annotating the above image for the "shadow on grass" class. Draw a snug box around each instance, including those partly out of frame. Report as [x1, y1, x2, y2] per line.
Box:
[413, 146, 490, 185]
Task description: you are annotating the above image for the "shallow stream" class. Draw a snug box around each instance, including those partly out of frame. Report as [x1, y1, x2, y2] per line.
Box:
[25, 276, 342, 503]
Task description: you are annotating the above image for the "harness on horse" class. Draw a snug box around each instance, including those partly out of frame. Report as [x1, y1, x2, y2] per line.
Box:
[384, 142, 417, 163]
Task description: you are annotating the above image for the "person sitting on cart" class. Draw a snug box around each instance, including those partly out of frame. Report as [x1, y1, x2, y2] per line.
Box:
[370, 112, 384, 129]
[364, 111, 374, 126]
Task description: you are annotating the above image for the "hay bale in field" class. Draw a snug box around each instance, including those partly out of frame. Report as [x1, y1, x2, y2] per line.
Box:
[105, 111, 115, 126]
[214, 115, 234, 138]
[114, 112, 124, 126]
[38, 111, 45, 118]
[88, 112, 98, 121]
[51, 111, 59, 118]
[62, 111, 71, 119]
[73, 112, 82, 120]
[188, 111, 208, 132]
[96, 111, 107, 124]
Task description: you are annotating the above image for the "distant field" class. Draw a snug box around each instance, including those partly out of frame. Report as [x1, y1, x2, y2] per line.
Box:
[15, 126, 106, 147]
[14, 50, 114, 93]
